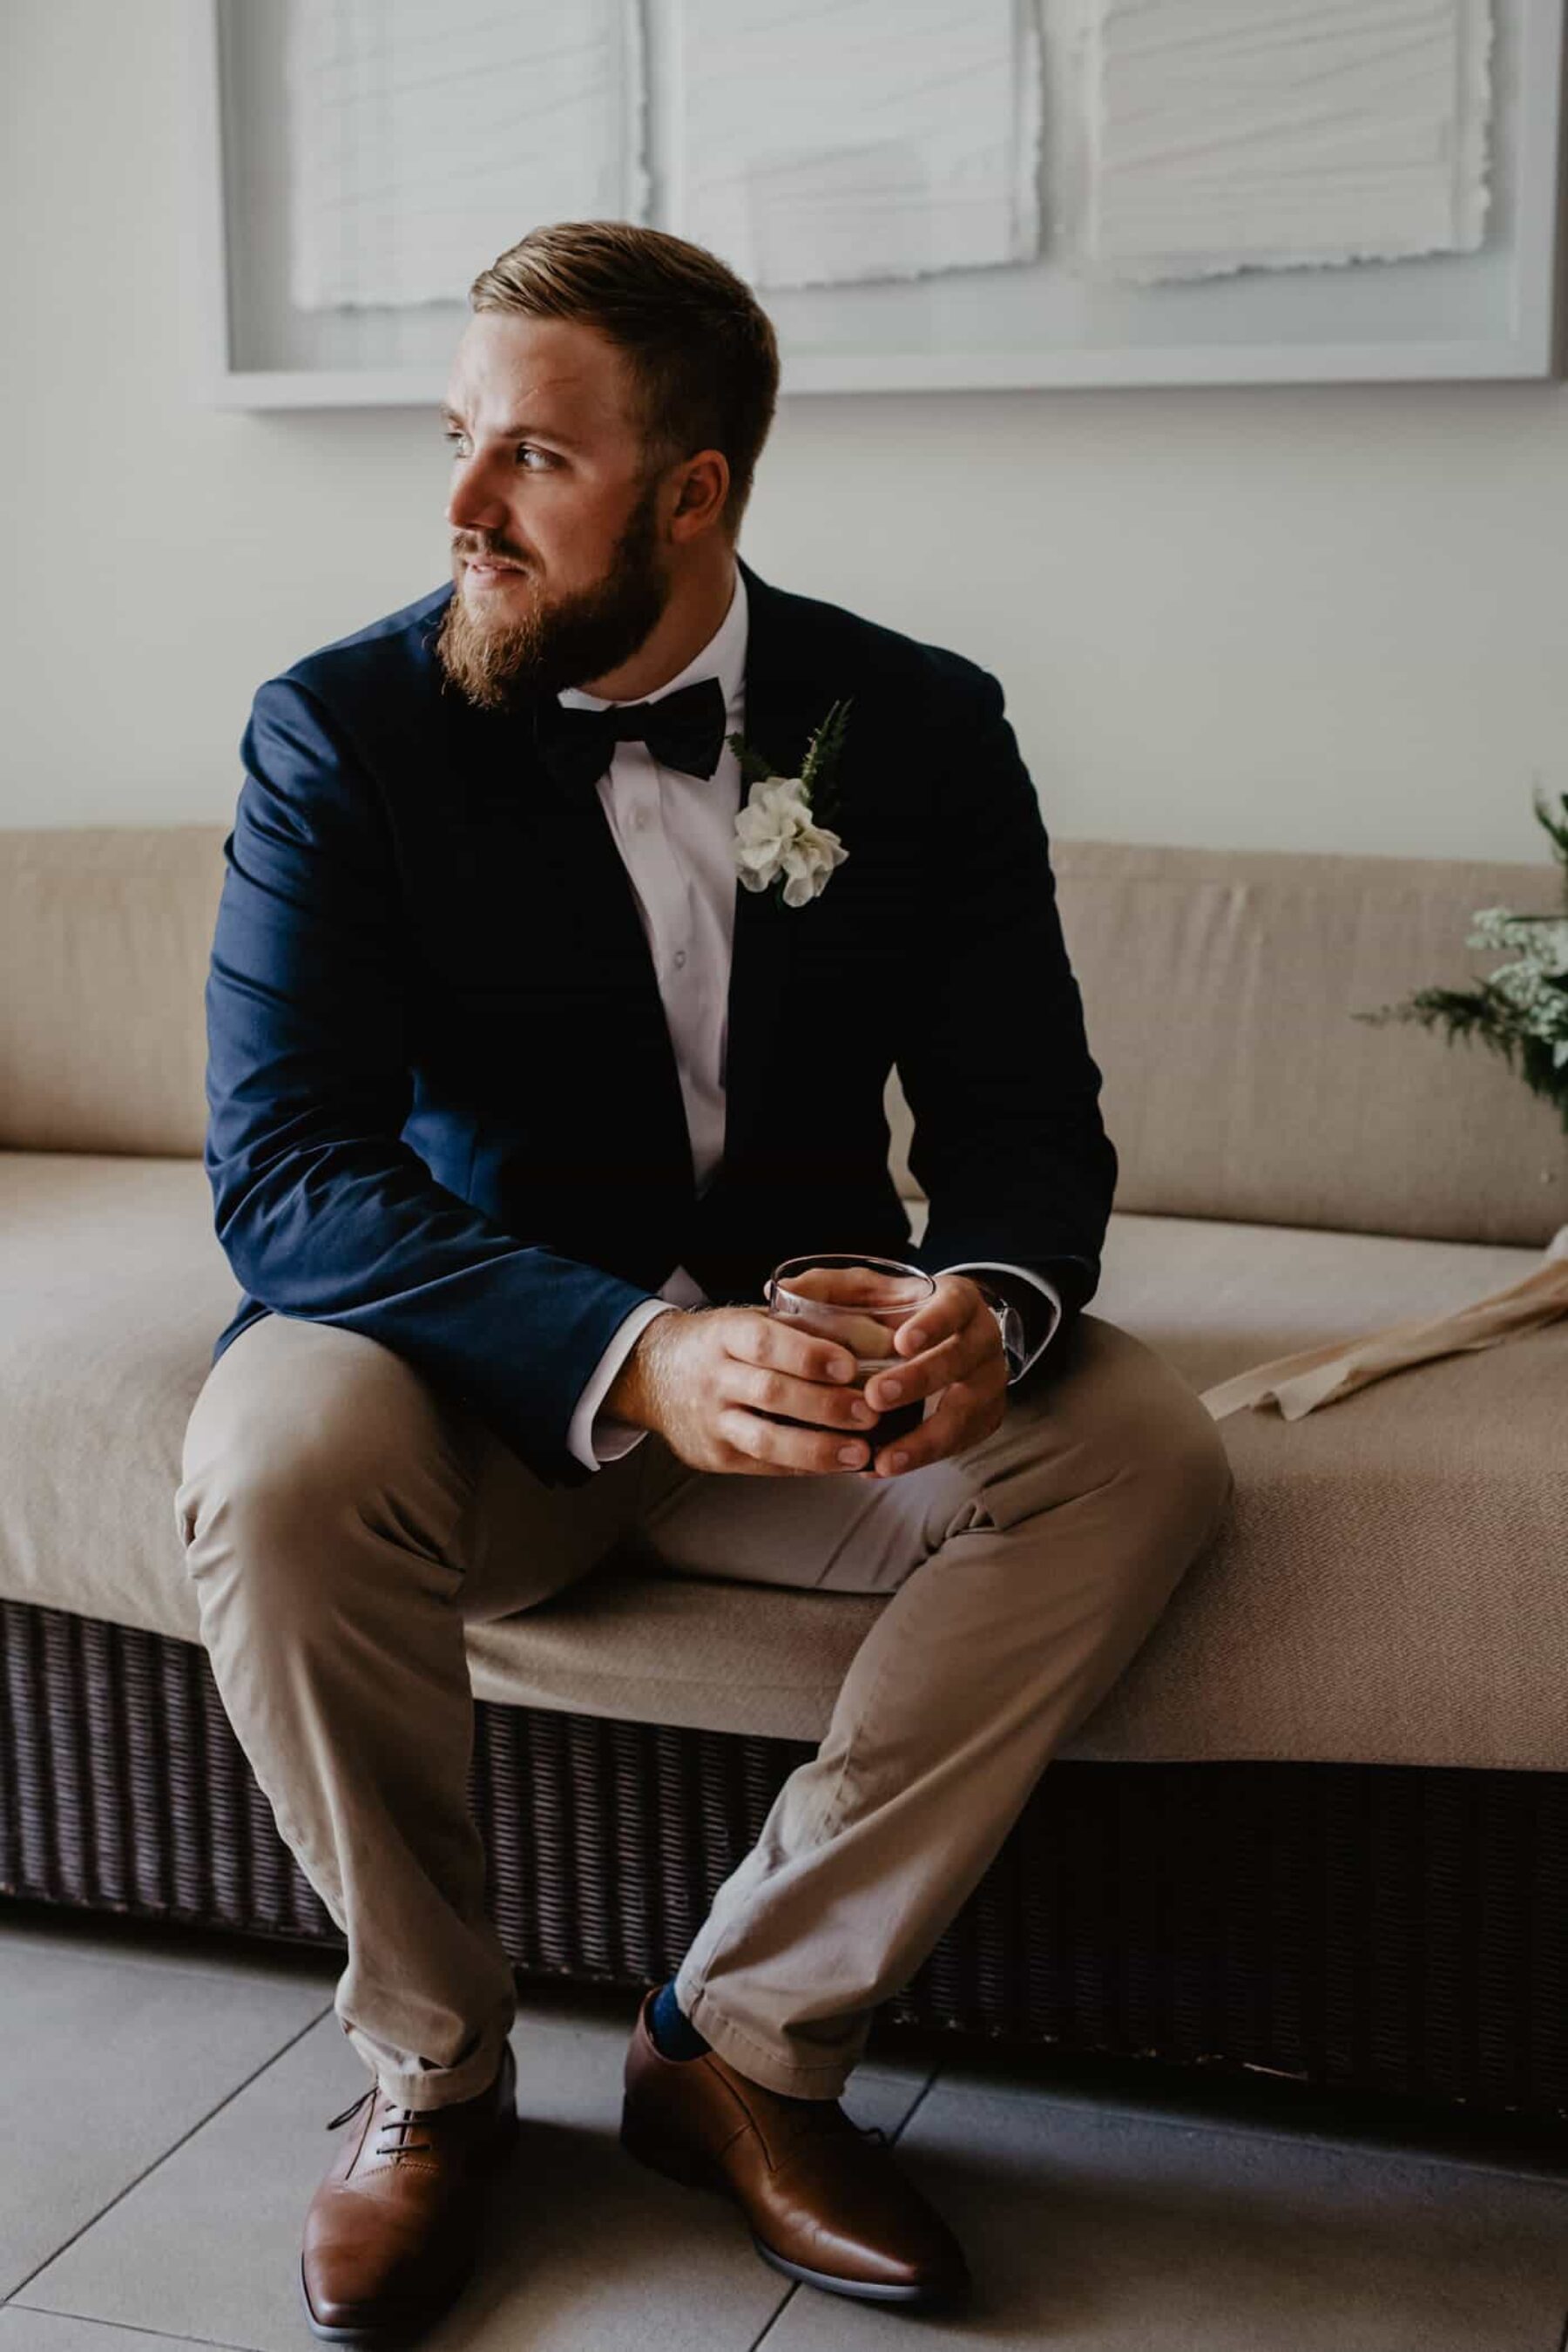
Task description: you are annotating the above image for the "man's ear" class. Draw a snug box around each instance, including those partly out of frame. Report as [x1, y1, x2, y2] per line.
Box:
[669, 449, 731, 542]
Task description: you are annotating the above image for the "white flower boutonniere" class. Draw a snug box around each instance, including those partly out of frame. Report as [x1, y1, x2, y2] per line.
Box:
[729, 699, 851, 910]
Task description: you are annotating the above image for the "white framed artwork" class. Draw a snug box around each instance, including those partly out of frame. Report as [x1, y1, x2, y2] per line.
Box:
[188, 0, 1566, 406]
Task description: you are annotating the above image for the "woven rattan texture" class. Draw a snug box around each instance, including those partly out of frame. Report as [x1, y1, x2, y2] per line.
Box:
[3, 1599, 1565, 2119]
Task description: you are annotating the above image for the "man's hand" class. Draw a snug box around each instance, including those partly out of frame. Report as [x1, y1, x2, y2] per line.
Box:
[604, 1305, 887, 1476]
[856, 1273, 1010, 1481]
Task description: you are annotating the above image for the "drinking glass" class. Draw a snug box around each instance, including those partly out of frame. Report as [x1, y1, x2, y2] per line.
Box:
[762, 1253, 936, 1457]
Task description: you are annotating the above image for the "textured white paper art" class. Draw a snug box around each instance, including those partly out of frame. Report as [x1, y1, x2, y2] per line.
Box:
[1080, 0, 1492, 284]
[287, 0, 647, 312]
[671, 0, 1042, 291]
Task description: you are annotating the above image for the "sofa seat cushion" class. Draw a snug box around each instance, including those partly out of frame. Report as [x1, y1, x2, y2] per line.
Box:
[1, 1152, 1560, 1771]
[1081, 1214, 1566, 1770]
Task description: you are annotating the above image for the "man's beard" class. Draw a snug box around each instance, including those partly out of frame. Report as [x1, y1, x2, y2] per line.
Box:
[435, 476, 671, 711]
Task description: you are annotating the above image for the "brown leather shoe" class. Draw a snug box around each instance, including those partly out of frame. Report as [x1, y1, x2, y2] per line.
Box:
[301, 2039, 518, 2344]
[619, 1986, 970, 2309]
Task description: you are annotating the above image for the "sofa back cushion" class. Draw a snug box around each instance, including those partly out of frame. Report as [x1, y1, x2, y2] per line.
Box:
[885, 838, 1564, 1249]
[0, 825, 225, 1157]
[3, 825, 1561, 1245]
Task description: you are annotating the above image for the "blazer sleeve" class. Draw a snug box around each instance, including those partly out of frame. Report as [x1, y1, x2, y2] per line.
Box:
[202, 672, 662, 1488]
[894, 663, 1118, 1361]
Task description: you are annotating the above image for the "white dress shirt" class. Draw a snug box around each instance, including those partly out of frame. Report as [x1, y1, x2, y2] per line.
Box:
[559, 567, 1063, 1470]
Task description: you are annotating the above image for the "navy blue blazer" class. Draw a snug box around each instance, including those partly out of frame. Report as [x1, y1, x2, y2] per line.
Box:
[202, 558, 1118, 1489]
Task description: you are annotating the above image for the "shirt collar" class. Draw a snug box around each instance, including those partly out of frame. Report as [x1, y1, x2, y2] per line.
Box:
[557, 564, 747, 717]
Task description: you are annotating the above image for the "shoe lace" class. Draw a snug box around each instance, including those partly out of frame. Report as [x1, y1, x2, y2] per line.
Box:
[324, 2085, 435, 2159]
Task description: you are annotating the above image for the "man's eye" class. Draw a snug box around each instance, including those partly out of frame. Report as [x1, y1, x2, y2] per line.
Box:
[442, 432, 551, 470]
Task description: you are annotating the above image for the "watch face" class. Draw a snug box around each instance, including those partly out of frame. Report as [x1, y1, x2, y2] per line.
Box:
[967, 1280, 1025, 1375]
[984, 1294, 1024, 1373]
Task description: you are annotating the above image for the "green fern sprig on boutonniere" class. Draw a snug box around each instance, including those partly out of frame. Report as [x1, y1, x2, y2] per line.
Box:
[798, 696, 852, 830]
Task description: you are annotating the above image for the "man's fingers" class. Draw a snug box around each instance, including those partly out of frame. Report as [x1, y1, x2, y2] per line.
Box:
[715, 1404, 873, 1476]
[731, 1361, 877, 1433]
[861, 1378, 1004, 1479]
[727, 1307, 856, 1389]
[863, 1324, 983, 1412]
[864, 1396, 957, 1478]
[889, 1271, 982, 1362]
[861, 1277, 1005, 1409]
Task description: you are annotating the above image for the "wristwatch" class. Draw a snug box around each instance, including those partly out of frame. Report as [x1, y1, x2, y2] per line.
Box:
[970, 1278, 1028, 1382]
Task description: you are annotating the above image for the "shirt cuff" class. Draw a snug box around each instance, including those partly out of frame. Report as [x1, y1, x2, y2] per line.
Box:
[936, 1260, 1064, 1384]
[566, 1298, 685, 1471]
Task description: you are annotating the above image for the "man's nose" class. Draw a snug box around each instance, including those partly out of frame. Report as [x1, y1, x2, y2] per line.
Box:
[446, 456, 510, 534]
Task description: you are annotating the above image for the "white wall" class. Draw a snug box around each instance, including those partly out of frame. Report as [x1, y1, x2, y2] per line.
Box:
[3, 0, 1565, 866]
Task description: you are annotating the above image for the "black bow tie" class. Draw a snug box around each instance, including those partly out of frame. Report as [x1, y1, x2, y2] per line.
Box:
[535, 673, 729, 794]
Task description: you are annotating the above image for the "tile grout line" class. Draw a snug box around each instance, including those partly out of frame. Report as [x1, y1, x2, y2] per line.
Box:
[4, 2304, 267, 2350]
[3, 2002, 335, 2312]
[888, 2060, 943, 2145]
[745, 2281, 799, 2349]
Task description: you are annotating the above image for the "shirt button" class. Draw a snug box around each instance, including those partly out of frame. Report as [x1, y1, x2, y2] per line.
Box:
[673, 949, 687, 969]
[633, 808, 650, 830]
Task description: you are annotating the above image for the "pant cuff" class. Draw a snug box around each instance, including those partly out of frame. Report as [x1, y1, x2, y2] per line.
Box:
[343, 2019, 511, 2114]
[672, 1973, 855, 2101]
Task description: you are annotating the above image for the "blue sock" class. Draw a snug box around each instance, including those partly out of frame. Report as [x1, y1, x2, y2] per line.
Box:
[649, 1976, 711, 2060]
[646, 1980, 835, 2104]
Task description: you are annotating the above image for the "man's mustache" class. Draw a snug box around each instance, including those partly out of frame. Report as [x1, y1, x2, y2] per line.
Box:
[454, 537, 532, 570]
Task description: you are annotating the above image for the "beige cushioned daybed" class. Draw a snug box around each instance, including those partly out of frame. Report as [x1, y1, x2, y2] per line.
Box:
[3, 823, 1564, 2117]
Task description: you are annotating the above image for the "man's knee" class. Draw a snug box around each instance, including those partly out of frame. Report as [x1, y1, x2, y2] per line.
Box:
[1004, 1315, 1233, 1552]
[1084, 1320, 1233, 1558]
[176, 1316, 478, 1597]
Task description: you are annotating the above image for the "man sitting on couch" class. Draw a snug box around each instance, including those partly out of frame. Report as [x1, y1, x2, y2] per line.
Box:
[175, 219, 1233, 2343]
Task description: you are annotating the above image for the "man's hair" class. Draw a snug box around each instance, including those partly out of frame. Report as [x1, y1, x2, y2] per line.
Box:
[469, 221, 781, 538]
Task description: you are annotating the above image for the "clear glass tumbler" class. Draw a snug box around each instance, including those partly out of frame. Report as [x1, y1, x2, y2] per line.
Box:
[762, 1253, 937, 1456]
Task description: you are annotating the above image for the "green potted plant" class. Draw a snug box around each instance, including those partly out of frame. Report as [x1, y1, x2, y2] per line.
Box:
[1355, 789, 1568, 1134]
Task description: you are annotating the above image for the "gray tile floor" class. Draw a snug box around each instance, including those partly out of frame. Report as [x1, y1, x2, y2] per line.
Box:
[4, 1903, 1568, 2351]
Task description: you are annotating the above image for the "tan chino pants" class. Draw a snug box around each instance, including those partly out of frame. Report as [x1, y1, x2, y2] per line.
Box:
[174, 1307, 1233, 2110]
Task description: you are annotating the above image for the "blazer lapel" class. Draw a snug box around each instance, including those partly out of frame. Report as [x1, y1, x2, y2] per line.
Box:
[555, 761, 700, 1198]
[427, 624, 698, 1201]
[720, 561, 840, 1158]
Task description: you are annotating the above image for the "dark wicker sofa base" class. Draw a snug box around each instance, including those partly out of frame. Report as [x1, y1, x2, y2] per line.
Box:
[4, 1597, 1566, 2124]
